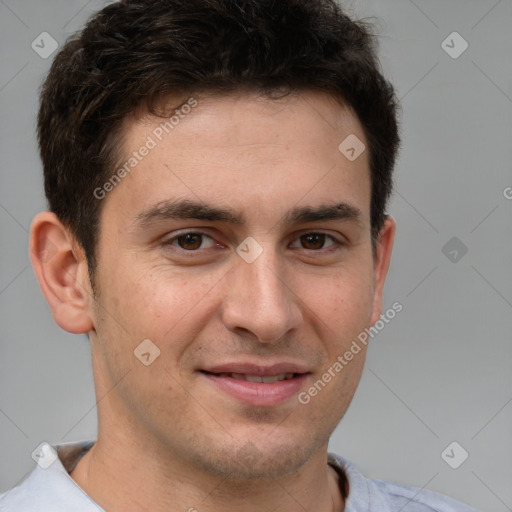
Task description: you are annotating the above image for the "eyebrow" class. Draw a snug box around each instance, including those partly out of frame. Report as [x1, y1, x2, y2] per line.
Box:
[132, 198, 363, 231]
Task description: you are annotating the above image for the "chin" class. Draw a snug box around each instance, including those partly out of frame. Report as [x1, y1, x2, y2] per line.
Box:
[194, 436, 320, 481]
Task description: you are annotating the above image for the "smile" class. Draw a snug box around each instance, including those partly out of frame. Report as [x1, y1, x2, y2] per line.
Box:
[213, 372, 296, 383]
[199, 365, 310, 406]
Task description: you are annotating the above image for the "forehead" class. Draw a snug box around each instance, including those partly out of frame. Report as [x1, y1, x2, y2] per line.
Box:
[133, 90, 364, 153]
[100, 90, 371, 231]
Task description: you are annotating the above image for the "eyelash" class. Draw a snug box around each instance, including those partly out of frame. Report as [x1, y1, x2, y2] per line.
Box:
[162, 230, 346, 256]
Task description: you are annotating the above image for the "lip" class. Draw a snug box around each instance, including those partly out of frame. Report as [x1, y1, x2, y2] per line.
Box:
[199, 362, 311, 407]
[201, 362, 310, 376]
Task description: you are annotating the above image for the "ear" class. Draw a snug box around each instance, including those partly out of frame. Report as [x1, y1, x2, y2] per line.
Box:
[369, 215, 396, 326]
[29, 211, 95, 334]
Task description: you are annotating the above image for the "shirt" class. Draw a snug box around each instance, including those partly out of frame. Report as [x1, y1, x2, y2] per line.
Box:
[0, 440, 479, 511]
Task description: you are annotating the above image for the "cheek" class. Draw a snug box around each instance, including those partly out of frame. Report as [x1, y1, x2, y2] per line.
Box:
[104, 262, 218, 345]
[305, 263, 374, 326]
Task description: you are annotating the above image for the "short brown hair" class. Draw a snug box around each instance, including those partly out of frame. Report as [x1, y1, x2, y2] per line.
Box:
[37, 0, 400, 284]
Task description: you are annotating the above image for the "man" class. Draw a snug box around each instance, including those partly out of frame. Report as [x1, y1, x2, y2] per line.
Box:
[0, 0, 479, 510]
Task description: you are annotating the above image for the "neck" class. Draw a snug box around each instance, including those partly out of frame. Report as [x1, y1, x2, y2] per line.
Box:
[69, 431, 345, 512]
[70, 347, 346, 511]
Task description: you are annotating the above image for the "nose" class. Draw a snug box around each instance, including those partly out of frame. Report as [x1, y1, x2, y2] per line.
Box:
[221, 244, 303, 344]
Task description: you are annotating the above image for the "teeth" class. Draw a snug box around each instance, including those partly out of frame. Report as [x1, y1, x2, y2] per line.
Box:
[247, 374, 264, 383]
[227, 373, 295, 383]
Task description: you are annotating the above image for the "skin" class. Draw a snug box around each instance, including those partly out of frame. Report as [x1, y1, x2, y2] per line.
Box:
[29, 90, 395, 512]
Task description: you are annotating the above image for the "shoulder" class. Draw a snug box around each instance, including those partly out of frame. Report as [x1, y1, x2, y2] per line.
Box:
[0, 441, 102, 512]
[327, 453, 480, 512]
[371, 478, 480, 512]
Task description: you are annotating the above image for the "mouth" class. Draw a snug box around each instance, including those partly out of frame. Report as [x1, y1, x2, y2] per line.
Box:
[198, 363, 310, 406]
[202, 371, 298, 383]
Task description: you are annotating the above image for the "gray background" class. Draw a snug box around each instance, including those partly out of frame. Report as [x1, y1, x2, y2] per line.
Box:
[0, 1, 511, 510]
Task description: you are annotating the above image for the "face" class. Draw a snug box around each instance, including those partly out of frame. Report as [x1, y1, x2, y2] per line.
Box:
[83, 90, 393, 479]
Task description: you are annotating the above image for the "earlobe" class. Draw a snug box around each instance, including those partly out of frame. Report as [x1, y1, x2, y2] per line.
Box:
[29, 211, 95, 334]
[369, 215, 396, 326]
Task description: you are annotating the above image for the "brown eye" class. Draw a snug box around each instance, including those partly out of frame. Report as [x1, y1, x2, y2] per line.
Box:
[300, 233, 327, 250]
[291, 232, 339, 251]
[176, 233, 203, 250]
[165, 232, 216, 251]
